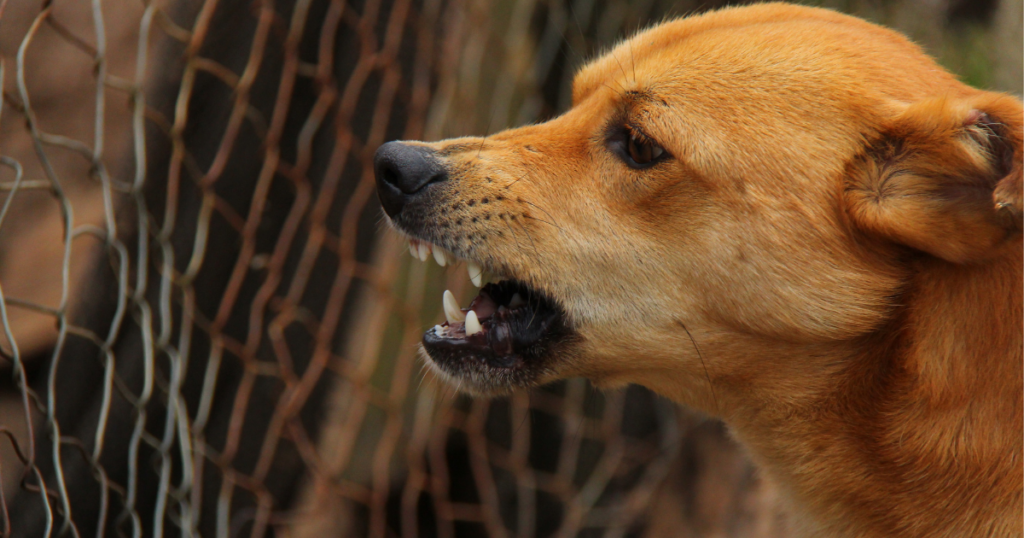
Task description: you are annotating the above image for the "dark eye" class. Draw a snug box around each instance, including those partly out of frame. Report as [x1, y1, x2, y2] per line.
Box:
[624, 130, 665, 168]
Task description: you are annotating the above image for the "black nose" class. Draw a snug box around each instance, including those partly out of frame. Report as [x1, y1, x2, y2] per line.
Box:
[374, 141, 448, 217]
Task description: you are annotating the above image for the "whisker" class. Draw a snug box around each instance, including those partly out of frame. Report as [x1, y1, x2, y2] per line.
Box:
[629, 40, 637, 83]
[477, 134, 488, 159]
[611, 53, 630, 85]
[566, 2, 587, 64]
[598, 80, 627, 98]
[504, 171, 530, 190]
[513, 404, 530, 436]
[479, 75, 506, 159]
[521, 215, 562, 231]
[571, 382, 596, 450]
[511, 219, 547, 328]
[675, 320, 718, 413]
[514, 219, 540, 257]
[499, 216, 542, 327]
[520, 200, 562, 230]
[527, 293, 541, 328]
[502, 215, 527, 260]
[416, 361, 430, 393]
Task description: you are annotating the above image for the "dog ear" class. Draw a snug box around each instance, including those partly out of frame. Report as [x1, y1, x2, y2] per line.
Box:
[845, 93, 1022, 263]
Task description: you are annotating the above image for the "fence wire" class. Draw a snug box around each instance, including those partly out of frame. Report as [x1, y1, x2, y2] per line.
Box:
[0, 1, 762, 536]
[3, 0, 1009, 536]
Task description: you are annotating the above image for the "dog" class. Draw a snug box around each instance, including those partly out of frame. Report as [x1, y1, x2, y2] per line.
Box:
[373, 3, 1023, 536]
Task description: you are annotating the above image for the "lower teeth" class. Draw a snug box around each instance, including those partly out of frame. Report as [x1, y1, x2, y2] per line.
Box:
[436, 284, 531, 341]
[465, 310, 482, 336]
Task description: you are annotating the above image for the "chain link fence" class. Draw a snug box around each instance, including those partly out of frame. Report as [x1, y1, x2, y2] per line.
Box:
[0, 0, 1016, 536]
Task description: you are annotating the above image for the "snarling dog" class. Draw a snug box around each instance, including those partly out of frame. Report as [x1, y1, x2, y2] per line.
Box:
[373, 3, 1023, 536]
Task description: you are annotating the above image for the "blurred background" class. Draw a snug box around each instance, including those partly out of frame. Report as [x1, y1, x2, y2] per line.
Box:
[0, 0, 1019, 536]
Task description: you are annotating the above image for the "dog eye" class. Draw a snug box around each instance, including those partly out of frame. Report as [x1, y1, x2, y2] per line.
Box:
[625, 131, 665, 167]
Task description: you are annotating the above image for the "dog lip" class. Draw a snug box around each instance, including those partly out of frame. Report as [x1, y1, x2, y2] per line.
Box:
[399, 233, 538, 296]
[423, 327, 526, 370]
[394, 232, 570, 326]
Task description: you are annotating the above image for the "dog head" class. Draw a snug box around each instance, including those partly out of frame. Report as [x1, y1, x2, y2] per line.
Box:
[374, 3, 1022, 407]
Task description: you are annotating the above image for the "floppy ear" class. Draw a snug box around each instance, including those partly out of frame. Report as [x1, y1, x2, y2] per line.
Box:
[845, 93, 1022, 263]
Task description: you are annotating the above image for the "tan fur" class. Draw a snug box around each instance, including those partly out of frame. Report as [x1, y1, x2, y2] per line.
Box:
[396, 4, 1023, 536]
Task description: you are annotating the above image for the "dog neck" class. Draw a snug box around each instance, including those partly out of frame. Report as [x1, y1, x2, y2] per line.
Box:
[714, 241, 1023, 537]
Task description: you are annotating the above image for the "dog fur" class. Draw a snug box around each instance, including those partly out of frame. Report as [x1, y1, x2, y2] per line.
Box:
[386, 4, 1023, 536]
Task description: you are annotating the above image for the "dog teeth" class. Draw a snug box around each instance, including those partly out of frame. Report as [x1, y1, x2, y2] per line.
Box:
[433, 247, 449, 266]
[443, 290, 466, 323]
[509, 293, 525, 309]
[467, 261, 483, 287]
[465, 310, 482, 336]
[416, 242, 431, 262]
[405, 239, 489, 288]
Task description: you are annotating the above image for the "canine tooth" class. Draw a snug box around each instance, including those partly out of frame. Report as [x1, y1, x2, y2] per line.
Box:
[409, 241, 418, 258]
[509, 293, 525, 309]
[434, 324, 444, 335]
[443, 290, 466, 323]
[467, 261, 483, 287]
[465, 310, 482, 335]
[417, 242, 431, 262]
[433, 247, 448, 266]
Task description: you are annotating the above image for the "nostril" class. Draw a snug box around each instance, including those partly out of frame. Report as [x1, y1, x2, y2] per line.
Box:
[374, 141, 447, 195]
[380, 162, 402, 189]
[425, 169, 448, 187]
[374, 141, 449, 218]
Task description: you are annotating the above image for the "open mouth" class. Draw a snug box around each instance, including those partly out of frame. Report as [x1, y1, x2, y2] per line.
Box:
[406, 239, 571, 380]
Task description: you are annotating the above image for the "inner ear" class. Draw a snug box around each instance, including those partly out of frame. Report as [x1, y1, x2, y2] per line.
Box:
[986, 112, 1024, 232]
[845, 94, 1023, 264]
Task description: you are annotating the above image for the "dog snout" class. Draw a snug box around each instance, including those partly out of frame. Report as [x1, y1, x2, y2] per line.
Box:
[374, 141, 448, 217]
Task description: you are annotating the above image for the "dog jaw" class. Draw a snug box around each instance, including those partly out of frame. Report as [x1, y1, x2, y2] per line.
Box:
[378, 3, 1023, 536]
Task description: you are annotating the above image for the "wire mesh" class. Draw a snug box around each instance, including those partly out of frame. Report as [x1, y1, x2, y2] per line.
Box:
[1, 0, 1011, 536]
[0, 0, 740, 536]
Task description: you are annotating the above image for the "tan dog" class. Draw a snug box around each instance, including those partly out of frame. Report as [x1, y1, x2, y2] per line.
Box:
[374, 3, 1023, 536]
